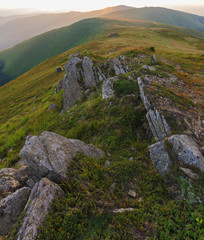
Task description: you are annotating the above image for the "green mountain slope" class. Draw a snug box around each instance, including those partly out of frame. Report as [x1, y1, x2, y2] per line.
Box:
[0, 18, 111, 84]
[103, 7, 204, 32]
[0, 21, 203, 239]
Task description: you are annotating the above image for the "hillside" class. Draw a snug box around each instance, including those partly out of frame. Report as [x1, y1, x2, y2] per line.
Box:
[1, 17, 204, 87]
[0, 18, 112, 85]
[0, 5, 133, 50]
[0, 19, 203, 239]
[103, 7, 204, 32]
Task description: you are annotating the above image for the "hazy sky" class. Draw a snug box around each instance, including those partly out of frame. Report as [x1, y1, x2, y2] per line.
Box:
[0, 0, 203, 12]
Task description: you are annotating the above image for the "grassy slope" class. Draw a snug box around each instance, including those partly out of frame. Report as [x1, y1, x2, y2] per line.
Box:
[0, 18, 111, 81]
[0, 23, 204, 239]
[102, 7, 204, 33]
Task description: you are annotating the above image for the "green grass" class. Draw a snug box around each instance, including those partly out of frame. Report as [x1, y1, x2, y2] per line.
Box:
[0, 23, 204, 239]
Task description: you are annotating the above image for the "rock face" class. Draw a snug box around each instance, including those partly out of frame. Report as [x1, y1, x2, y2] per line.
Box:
[55, 56, 99, 111]
[113, 57, 126, 75]
[17, 178, 64, 240]
[148, 134, 204, 177]
[82, 56, 97, 88]
[20, 131, 105, 182]
[102, 78, 115, 100]
[0, 166, 30, 199]
[138, 76, 171, 141]
[0, 187, 31, 235]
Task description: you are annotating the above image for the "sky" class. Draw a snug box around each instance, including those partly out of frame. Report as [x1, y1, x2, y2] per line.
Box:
[0, 0, 203, 14]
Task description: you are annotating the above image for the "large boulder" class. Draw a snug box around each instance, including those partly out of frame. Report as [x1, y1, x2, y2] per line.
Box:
[0, 166, 30, 199]
[20, 131, 105, 182]
[149, 134, 204, 177]
[0, 187, 31, 236]
[17, 178, 64, 240]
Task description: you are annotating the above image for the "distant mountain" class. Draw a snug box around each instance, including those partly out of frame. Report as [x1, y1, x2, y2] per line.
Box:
[102, 7, 204, 33]
[0, 18, 113, 84]
[0, 5, 134, 50]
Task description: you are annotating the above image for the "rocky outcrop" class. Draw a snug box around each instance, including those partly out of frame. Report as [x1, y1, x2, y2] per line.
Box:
[55, 56, 101, 111]
[0, 187, 31, 235]
[102, 78, 115, 100]
[138, 76, 171, 141]
[113, 57, 126, 75]
[0, 166, 30, 199]
[148, 134, 204, 177]
[17, 178, 64, 240]
[20, 131, 105, 182]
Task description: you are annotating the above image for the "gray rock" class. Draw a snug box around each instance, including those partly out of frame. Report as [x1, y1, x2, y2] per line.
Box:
[82, 56, 97, 88]
[109, 33, 118, 37]
[113, 57, 126, 75]
[149, 134, 204, 177]
[179, 167, 199, 180]
[153, 54, 157, 63]
[104, 160, 111, 167]
[47, 103, 59, 111]
[20, 131, 105, 182]
[17, 178, 64, 240]
[112, 208, 134, 214]
[56, 67, 63, 73]
[62, 57, 83, 110]
[128, 190, 137, 198]
[169, 135, 204, 171]
[0, 166, 30, 199]
[148, 140, 172, 177]
[0, 187, 31, 236]
[102, 78, 115, 100]
[129, 157, 133, 161]
[147, 108, 171, 141]
[138, 76, 171, 141]
[120, 55, 126, 61]
[142, 65, 156, 71]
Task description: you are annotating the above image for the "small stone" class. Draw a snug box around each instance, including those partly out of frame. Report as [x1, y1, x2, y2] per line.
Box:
[104, 160, 111, 167]
[47, 103, 59, 111]
[129, 157, 133, 161]
[138, 197, 143, 202]
[128, 190, 137, 198]
[110, 183, 116, 194]
[120, 55, 126, 61]
[153, 54, 157, 63]
[112, 208, 134, 214]
[179, 167, 199, 180]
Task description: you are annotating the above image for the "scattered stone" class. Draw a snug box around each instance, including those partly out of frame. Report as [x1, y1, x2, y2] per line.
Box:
[112, 208, 135, 214]
[142, 65, 156, 71]
[0, 187, 31, 236]
[20, 131, 105, 182]
[102, 78, 115, 100]
[128, 190, 137, 198]
[129, 157, 133, 161]
[179, 167, 199, 180]
[104, 160, 111, 167]
[153, 54, 157, 63]
[137, 197, 143, 202]
[47, 103, 59, 111]
[109, 33, 119, 37]
[56, 67, 63, 73]
[120, 55, 126, 61]
[17, 178, 64, 240]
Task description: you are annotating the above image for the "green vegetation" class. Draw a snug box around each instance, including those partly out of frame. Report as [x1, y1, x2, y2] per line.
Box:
[0, 21, 204, 239]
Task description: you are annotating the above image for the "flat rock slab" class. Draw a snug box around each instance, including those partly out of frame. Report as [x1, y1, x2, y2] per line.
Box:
[0, 187, 31, 236]
[20, 131, 105, 182]
[17, 178, 64, 240]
